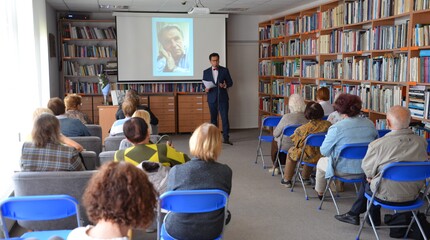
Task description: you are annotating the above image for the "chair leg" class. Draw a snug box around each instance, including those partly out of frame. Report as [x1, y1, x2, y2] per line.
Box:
[328, 186, 340, 215]
[255, 139, 262, 164]
[411, 211, 428, 240]
[272, 149, 280, 176]
[290, 160, 301, 192]
[318, 178, 332, 210]
[298, 171, 309, 200]
[356, 199, 380, 240]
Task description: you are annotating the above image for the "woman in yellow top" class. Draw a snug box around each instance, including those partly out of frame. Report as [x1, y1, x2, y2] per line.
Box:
[280, 102, 331, 188]
[114, 117, 189, 167]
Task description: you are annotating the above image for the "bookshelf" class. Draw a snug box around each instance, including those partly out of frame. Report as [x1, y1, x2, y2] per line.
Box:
[258, 0, 430, 127]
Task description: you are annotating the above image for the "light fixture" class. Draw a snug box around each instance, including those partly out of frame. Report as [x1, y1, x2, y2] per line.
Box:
[99, 4, 129, 10]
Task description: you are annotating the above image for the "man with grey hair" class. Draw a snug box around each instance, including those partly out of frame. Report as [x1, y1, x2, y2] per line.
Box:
[156, 24, 190, 73]
[335, 105, 428, 226]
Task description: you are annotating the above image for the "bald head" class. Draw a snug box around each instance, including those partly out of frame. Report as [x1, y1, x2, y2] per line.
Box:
[386, 105, 410, 130]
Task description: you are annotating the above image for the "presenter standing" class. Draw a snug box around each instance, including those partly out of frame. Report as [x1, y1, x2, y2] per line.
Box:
[202, 53, 233, 145]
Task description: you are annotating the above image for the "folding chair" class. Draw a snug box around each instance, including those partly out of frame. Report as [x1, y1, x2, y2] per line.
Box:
[0, 194, 81, 239]
[290, 133, 326, 200]
[157, 189, 229, 240]
[356, 161, 430, 240]
[318, 142, 370, 215]
[272, 124, 301, 178]
[255, 116, 281, 169]
[377, 129, 390, 138]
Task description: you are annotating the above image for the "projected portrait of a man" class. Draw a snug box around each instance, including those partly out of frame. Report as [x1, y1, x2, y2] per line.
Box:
[153, 18, 193, 76]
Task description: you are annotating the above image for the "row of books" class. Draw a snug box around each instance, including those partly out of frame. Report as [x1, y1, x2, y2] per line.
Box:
[259, 81, 271, 94]
[321, 4, 344, 29]
[62, 43, 117, 58]
[319, 29, 342, 54]
[369, 85, 403, 113]
[63, 61, 104, 76]
[176, 83, 204, 93]
[372, 22, 409, 50]
[272, 98, 286, 115]
[63, 24, 116, 40]
[65, 79, 108, 94]
[272, 79, 284, 96]
[344, 0, 410, 25]
[116, 84, 175, 93]
[412, 24, 430, 47]
[301, 38, 318, 55]
[321, 60, 343, 79]
[408, 85, 429, 118]
[301, 60, 319, 78]
[260, 23, 411, 57]
[410, 50, 430, 83]
[259, 97, 270, 112]
[343, 54, 408, 82]
[299, 12, 321, 33]
[414, 0, 430, 10]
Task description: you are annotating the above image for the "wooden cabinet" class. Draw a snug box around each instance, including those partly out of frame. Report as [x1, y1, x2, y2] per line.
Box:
[79, 95, 104, 124]
[98, 105, 118, 143]
[178, 95, 205, 132]
[150, 95, 176, 133]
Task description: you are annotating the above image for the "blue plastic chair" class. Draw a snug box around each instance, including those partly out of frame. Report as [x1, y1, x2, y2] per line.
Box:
[322, 115, 329, 120]
[318, 142, 370, 214]
[377, 129, 390, 138]
[290, 133, 326, 200]
[157, 189, 229, 240]
[255, 116, 282, 169]
[273, 124, 301, 177]
[0, 195, 81, 239]
[427, 138, 430, 154]
[356, 161, 430, 240]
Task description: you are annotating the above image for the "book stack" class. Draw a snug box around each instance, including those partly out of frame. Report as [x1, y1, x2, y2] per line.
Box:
[408, 85, 426, 118]
[419, 50, 430, 83]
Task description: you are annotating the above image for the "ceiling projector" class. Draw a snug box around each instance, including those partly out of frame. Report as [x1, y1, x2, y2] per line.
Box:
[188, 7, 210, 14]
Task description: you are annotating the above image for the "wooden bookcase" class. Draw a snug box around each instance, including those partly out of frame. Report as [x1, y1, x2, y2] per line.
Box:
[258, 0, 430, 126]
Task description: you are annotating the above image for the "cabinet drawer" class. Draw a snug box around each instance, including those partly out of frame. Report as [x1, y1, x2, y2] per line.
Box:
[151, 102, 176, 109]
[179, 108, 204, 115]
[178, 95, 204, 103]
[178, 101, 204, 109]
[150, 96, 175, 104]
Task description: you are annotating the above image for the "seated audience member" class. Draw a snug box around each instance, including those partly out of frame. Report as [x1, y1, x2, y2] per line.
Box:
[115, 117, 189, 167]
[116, 89, 159, 127]
[119, 109, 152, 150]
[67, 161, 157, 240]
[335, 106, 428, 226]
[327, 92, 342, 124]
[316, 87, 334, 116]
[165, 123, 232, 240]
[32, 107, 83, 152]
[110, 99, 136, 136]
[21, 113, 85, 171]
[271, 94, 308, 174]
[47, 97, 91, 137]
[280, 102, 331, 187]
[315, 94, 378, 199]
[64, 94, 92, 124]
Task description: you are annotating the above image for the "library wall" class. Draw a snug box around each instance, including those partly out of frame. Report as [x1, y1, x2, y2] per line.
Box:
[46, 3, 59, 98]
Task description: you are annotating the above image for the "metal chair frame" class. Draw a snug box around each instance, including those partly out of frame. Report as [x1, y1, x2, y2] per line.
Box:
[255, 116, 281, 169]
[356, 162, 430, 240]
[157, 189, 229, 240]
[290, 133, 326, 200]
[318, 142, 370, 215]
[0, 194, 81, 239]
[272, 124, 301, 178]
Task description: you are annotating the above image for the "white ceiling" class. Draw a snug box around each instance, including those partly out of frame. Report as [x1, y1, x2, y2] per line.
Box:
[45, 0, 316, 15]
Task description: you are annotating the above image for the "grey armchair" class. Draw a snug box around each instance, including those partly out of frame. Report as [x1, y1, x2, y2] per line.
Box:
[99, 151, 116, 165]
[104, 135, 125, 151]
[85, 124, 102, 139]
[13, 170, 97, 230]
[70, 136, 102, 160]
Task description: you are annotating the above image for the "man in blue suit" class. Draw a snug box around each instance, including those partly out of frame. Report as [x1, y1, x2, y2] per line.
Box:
[202, 53, 233, 145]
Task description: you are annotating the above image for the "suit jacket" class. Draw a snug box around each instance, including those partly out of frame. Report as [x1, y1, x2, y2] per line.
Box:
[202, 66, 233, 104]
[361, 129, 428, 202]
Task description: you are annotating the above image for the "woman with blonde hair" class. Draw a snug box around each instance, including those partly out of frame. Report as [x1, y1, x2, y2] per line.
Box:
[68, 161, 157, 239]
[64, 94, 92, 124]
[271, 93, 308, 174]
[164, 123, 232, 240]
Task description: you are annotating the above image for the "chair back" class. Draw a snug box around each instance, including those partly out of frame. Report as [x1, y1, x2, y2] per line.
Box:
[337, 143, 369, 160]
[157, 189, 229, 240]
[304, 132, 326, 147]
[380, 161, 430, 182]
[377, 129, 391, 138]
[85, 124, 102, 139]
[427, 138, 430, 154]
[99, 151, 115, 165]
[12, 171, 96, 230]
[322, 115, 328, 120]
[69, 136, 102, 158]
[282, 124, 301, 137]
[104, 135, 126, 151]
[0, 195, 81, 238]
[262, 116, 282, 128]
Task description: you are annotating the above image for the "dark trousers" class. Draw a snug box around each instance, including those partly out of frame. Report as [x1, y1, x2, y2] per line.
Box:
[208, 100, 230, 141]
[349, 176, 416, 222]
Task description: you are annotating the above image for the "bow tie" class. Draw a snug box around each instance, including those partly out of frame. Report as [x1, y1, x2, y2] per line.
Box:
[213, 68, 218, 71]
